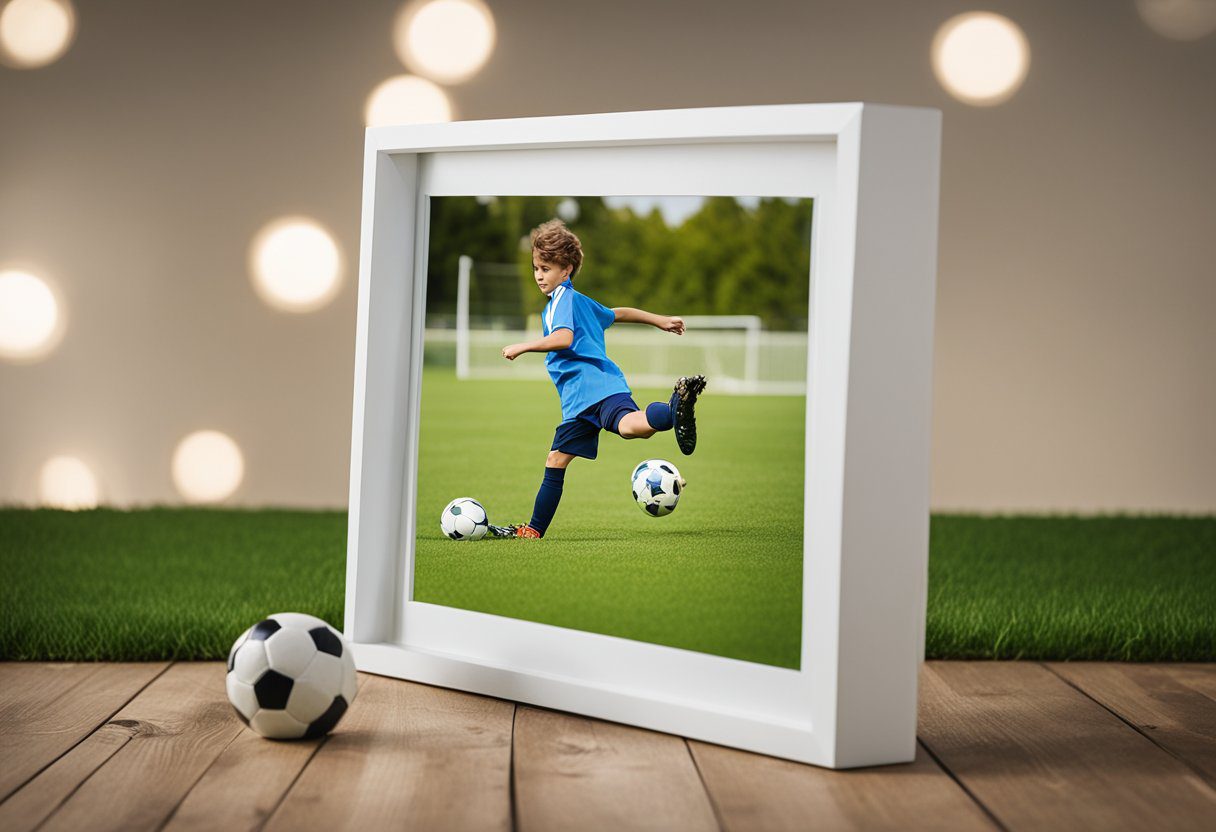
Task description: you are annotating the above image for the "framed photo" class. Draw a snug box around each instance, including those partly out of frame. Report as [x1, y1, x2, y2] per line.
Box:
[344, 102, 941, 768]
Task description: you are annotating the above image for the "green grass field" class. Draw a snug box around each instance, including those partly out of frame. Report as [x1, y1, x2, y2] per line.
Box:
[2, 508, 1212, 663]
[413, 369, 806, 667]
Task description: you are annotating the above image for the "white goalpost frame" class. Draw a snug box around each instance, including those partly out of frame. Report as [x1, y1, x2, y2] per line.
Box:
[454, 254, 472, 380]
[450, 289, 776, 391]
[345, 102, 941, 768]
[681, 315, 762, 390]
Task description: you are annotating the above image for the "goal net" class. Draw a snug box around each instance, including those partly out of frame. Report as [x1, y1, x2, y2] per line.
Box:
[428, 257, 807, 395]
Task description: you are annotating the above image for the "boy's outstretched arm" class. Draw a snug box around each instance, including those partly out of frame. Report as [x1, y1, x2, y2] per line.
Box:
[502, 328, 573, 360]
[613, 307, 685, 334]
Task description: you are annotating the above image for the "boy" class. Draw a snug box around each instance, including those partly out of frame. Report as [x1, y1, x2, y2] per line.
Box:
[489, 218, 706, 539]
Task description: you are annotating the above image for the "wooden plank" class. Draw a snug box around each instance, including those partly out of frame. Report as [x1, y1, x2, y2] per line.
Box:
[0, 719, 142, 832]
[160, 728, 324, 831]
[1048, 663, 1216, 788]
[264, 675, 513, 832]
[688, 740, 995, 831]
[919, 662, 1216, 831]
[23, 663, 244, 832]
[161, 673, 369, 832]
[513, 706, 718, 832]
[0, 662, 168, 801]
[1164, 664, 1216, 700]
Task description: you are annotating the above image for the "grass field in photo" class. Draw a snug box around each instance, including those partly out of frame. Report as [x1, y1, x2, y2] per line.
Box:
[413, 369, 807, 668]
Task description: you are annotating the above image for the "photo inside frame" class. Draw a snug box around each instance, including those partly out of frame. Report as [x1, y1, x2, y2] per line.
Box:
[412, 195, 811, 669]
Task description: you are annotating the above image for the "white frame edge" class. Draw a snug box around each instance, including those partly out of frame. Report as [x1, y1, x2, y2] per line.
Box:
[344, 102, 941, 769]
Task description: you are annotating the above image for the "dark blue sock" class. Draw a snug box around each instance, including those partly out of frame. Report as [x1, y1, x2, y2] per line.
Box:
[528, 466, 566, 536]
[645, 401, 674, 432]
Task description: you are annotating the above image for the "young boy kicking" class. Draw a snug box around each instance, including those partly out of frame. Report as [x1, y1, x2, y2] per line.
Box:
[489, 218, 706, 539]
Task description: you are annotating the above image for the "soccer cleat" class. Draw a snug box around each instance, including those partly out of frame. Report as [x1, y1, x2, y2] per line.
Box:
[487, 523, 542, 538]
[672, 374, 706, 456]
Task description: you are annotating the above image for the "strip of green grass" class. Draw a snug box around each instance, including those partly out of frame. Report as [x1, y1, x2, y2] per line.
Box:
[927, 514, 1215, 660]
[0, 508, 346, 661]
[1, 508, 1211, 662]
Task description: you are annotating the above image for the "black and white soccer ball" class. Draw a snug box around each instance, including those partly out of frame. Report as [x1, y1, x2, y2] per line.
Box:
[226, 612, 357, 740]
[440, 496, 489, 540]
[631, 459, 685, 517]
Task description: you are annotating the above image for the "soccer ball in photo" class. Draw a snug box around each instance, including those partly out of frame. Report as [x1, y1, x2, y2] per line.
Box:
[441, 496, 489, 540]
[631, 459, 685, 517]
[226, 612, 358, 740]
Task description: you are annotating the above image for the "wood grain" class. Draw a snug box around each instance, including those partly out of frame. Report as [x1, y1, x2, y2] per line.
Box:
[2, 662, 1213, 831]
[0, 719, 138, 832]
[160, 728, 325, 832]
[0, 662, 167, 801]
[31, 662, 243, 832]
[264, 674, 514, 832]
[1048, 663, 1216, 788]
[688, 740, 995, 831]
[162, 673, 370, 831]
[1163, 664, 1216, 699]
[920, 662, 1216, 831]
[513, 706, 718, 832]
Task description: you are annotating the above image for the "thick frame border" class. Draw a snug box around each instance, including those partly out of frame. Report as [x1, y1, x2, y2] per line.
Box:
[345, 102, 940, 768]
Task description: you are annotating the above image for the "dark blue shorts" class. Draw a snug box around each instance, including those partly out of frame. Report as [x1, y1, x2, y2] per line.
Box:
[551, 393, 640, 460]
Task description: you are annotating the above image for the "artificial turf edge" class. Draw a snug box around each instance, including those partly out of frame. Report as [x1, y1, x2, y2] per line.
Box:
[1, 508, 1212, 663]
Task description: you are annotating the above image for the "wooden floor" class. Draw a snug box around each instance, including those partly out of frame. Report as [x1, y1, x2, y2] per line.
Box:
[1, 663, 1213, 831]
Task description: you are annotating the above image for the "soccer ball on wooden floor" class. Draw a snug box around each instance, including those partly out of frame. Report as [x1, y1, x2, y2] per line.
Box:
[225, 612, 358, 739]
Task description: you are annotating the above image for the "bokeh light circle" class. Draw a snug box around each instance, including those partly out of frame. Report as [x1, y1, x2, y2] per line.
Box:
[173, 430, 244, 503]
[932, 12, 1030, 106]
[40, 455, 98, 509]
[556, 198, 580, 223]
[0, 269, 63, 362]
[364, 74, 453, 127]
[0, 0, 76, 69]
[394, 0, 496, 84]
[249, 217, 343, 313]
[1136, 0, 1216, 40]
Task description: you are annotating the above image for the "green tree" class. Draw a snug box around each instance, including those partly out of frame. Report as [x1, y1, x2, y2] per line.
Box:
[425, 195, 813, 330]
[425, 196, 514, 316]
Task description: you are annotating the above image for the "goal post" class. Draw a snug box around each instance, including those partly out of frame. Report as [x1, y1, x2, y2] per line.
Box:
[455, 255, 471, 380]
[601, 317, 805, 395]
[678, 315, 761, 392]
[441, 256, 807, 395]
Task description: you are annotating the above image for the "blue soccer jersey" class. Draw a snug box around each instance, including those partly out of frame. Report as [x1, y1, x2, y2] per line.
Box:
[542, 279, 632, 422]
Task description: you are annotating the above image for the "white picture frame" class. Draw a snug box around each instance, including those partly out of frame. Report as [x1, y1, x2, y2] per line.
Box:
[344, 102, 941, 769]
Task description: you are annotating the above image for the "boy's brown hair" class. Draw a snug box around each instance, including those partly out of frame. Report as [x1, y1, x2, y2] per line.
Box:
[530, 218, 583, 279]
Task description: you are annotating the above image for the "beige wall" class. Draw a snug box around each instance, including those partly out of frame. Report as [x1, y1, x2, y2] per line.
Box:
[2, 0, 1213, 512]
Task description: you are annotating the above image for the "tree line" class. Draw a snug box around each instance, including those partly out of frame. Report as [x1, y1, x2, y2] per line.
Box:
[426, 195, 813, 330]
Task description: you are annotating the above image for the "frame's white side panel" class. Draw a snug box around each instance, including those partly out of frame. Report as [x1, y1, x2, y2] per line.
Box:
[834, 105, 941, 767]
[400, 602, 807, 722]
[396, 177, 433, 610]
[344, 144, 419, 644]
[368, 102, 863, 154]
[797, 122, 856, 770]
[421, 142, 823, 197]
